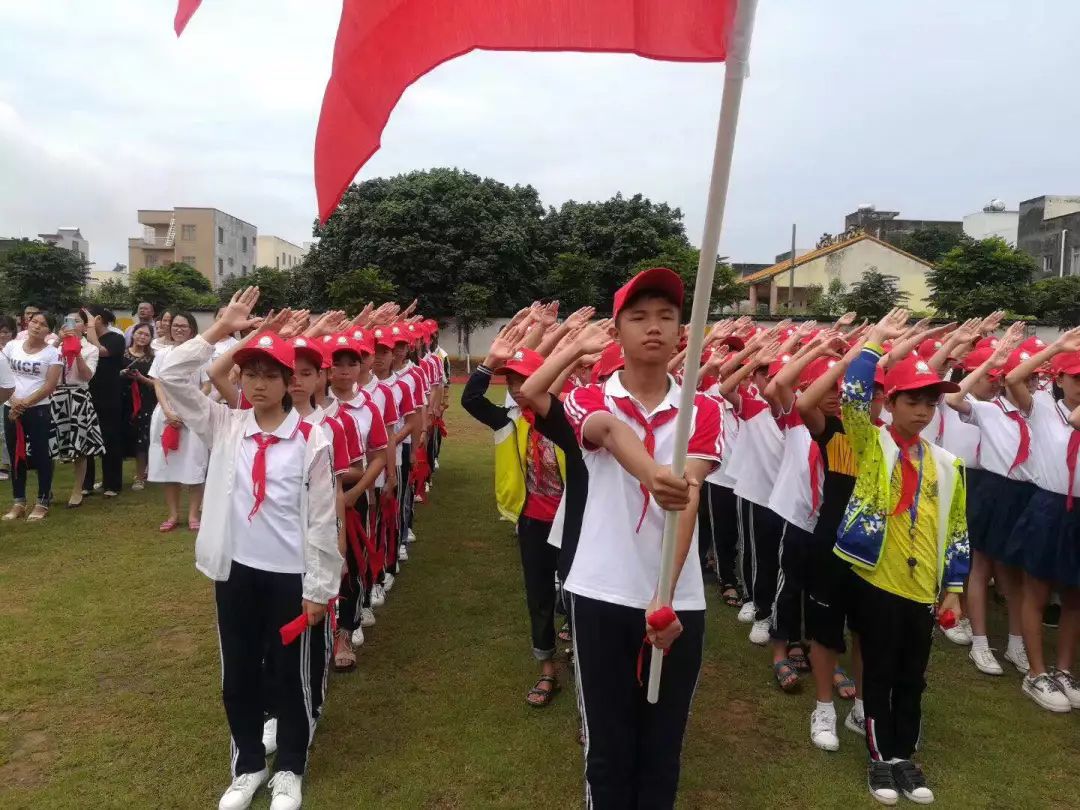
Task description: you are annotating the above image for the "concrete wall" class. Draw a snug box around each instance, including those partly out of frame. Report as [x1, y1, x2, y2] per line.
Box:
[963, 211, 1018, 244]
[1018, 196, 1080, 279]
[256, 236, 305, 270]
[174, 208, 216, 284]
[212, 210, 257, 289]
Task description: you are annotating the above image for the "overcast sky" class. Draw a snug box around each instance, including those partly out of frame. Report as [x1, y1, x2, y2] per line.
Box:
[1, 1, 1077, 275]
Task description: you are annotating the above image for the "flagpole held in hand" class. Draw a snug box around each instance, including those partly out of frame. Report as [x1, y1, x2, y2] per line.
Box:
[648, 0, 760, 705]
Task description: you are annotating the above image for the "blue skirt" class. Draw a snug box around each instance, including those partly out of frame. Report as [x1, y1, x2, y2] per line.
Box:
[1009, 488, 1080, 588]
[968, 471, 1038, 567]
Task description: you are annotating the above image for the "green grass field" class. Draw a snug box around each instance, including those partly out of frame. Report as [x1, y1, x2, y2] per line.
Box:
[1, 389, 1078, 808]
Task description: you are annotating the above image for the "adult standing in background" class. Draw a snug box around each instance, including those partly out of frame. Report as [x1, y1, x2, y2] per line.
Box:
[152, 311, 174, 352]
[81, 306, 128, 497]
[124, 302, 156, 346]
[0, 314, 14, 481]
[16, 305, 57, 345]
[121, 323, 157, 491]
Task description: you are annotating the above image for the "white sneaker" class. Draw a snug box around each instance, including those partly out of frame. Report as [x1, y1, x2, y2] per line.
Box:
[383, 572, 396, 593]
[407, 529, 417, 543]
[262, 717, 278, 756]
[219, 768, 268, 810]
[1004, 645, 1030, 674]
[398, 543, 409, 561]
[810, 709, 839, 751]
[351, 626, 365, 647]
[942, 623, 971, 646]
[1051, 668, 1080, 709]
[268, 770, 303, 810]
[968, 646, 1003, 676]
[958, 618, 974, 642]
[737, 601, 757, 623]
[360, 607, 376, 627]
[844, 709, 866, 736]
[434, 459, 440, 470]
[748, 619, 770, 646]
[1022, 672, 1072, 713]
[425, 481, 431, 494]
[370, 585, 386, 608]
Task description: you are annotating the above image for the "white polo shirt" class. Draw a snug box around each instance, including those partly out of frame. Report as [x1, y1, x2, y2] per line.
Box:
[230, 409, 308, 574]
[1020, 391, 1075, 497]
[767, 409, 818, 533]
[562, 372, 723, 611]
[960, 395, 1034, 482]
[728, 391, 785, 508]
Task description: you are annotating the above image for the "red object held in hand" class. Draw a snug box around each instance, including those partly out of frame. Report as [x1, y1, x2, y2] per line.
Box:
[647, 605, 677, 631]
[279, 614, 308, 645]
[938, 609, 957, 630]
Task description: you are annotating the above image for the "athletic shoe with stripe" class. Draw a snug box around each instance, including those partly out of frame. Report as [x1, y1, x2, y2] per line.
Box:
[892, 760, 934, 804]
[1051, 668, 1080, 709]
[1022, 672, 1072, 713]
[268, 771, 302, 810]
[737, 601, 757, 623]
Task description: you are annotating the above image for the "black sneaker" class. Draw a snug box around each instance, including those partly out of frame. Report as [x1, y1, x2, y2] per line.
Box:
[1044, 603, 1061, 628]
[891, 759, 934, 804]
[867, 761, 898, 806]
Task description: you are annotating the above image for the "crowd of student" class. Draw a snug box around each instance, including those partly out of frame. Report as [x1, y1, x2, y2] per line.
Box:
[461, 267, 1080, 809]
[5, 271, 1080, 809]
[0, 292, 450, 810]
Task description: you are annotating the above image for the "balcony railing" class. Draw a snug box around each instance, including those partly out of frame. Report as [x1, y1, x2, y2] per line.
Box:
[137, 236, 172, 248]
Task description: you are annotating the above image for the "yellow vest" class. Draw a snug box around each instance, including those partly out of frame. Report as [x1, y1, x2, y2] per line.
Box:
[492, 409, 567, 522]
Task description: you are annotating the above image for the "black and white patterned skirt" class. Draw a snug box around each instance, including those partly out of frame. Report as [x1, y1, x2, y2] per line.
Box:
[51, 384, 105, 461]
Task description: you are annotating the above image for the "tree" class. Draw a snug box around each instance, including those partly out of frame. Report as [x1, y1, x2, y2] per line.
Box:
[546, 253, 599, 312]
[327, 266, 398, 312]
[0, 242, 88, 314]
[218, 266, 295, 313]
[87, 279, 131, 310]
[809, 278, 847, 319]
[129, 267, 217, 314]
[160, 262, 212, 294]
[927, 237, 1036, 318]
[631, 238, 743, 319]
[1030, 276, 1080, 329]
[842, 269, 909, 320]
[450, 282, 493, 362]
[889, 227, 970, 263]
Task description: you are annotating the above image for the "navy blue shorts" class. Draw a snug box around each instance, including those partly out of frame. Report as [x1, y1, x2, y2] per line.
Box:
[967, 471, 1037, 567]
[1009, 488, 1080, 588]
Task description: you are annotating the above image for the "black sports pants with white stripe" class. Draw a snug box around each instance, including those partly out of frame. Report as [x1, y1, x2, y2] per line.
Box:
[571, 594, 704, 809]
[216, 562, 313, 777]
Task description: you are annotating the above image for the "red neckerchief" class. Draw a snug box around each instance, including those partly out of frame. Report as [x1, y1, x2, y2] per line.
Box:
[1060, 401, 1080, 512]
[247, 433, 280, 520]
[888, 427, 922, 517]
[611, 397, 679, 531]
[994, 399, 1031, 474]
[130, 379, 142, 422]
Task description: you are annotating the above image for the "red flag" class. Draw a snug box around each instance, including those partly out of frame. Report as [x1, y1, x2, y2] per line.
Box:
[314, 0, 738, 221]
[174, 0, 203, 36]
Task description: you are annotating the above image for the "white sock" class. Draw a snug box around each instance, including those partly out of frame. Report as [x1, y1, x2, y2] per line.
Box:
[1008, 634, 1024, 654]
[972, 634, 989, 651]
[816, 700, 836, 718]
[853, 697, 865, 718]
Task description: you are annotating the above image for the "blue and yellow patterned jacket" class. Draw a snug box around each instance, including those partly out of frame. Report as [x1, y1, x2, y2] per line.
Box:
[834, 345, 970, 593]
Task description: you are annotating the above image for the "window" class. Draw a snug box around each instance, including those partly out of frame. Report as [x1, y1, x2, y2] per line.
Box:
[145, 255, 157, 269]
[217, 226, 224, 244]
[181, 224, 196, 241]
[1043, 255, 1054, 274]
[241, 265, 247, 277]
[218, 258, 224, 276]
[275, 257, 280, 269]
[242, 236, 248, 252]
[228, 256, 235, 268]
[282, 252, 287, 266]
[181, 256, 196, 267]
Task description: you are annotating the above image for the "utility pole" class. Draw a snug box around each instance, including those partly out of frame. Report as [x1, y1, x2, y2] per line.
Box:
[788, 223, 796, 310]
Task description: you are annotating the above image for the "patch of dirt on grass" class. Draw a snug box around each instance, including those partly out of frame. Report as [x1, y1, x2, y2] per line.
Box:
[0, 719, 56, 790]
[154, 627, 198, 658]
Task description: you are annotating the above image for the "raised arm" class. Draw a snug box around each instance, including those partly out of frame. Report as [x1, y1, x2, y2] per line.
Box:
[843, 308, 910, 459]
[765, 330, 838, 415]
[519, 323, 611, 418]
[945, 324, 1023, 416]
[1005, 325, 1080, 415]
[798, 339, 865, 437]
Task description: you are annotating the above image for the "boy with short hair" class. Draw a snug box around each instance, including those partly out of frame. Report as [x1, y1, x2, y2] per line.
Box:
[838, 309, 970, 806]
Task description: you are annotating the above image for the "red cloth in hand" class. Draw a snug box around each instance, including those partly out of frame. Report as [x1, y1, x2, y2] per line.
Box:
[61, 335, 82, 370]
[161, 423, 181, 458]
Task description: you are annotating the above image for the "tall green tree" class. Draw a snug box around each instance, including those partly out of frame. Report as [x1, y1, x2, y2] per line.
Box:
[450, 282, 493, 360]
[160, 262, 212, 294]
[927, 237, 1035, 318]
[842, 269, 909, 320]
[1030, 276, 1080, 329]
[889, 227, 970, 263]
[218, 266, 294, 313]
[631, 238, 742, 319]
[0, 242, 89, 314]
[546, 253, 599, 312]
[87, 279, 131, 310]
[129, 267, 217, 314]
[808, 278, 847, 319]
[327, 267, 398, 312]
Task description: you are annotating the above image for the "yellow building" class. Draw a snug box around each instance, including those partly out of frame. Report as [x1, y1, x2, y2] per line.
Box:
[128, 208, 257, 289]
[255, 235, 306, 270]
[742, 234, 934, 314]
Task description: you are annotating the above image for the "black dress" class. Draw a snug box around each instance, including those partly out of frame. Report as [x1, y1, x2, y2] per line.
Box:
[120, 350, 157, 455]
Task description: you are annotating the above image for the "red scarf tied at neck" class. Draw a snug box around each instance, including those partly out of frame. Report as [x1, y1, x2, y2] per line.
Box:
[612, 398, 679, 532]
[247, 433, 280, 521]
[888, 427, 922, 517]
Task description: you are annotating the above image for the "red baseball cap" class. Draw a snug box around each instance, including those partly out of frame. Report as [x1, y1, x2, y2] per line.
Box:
[883, 358, 959, 398]
[328, 333, 364, 360]
[975, 336, 1000, 351]
[234, 331, 295, 371]
[387, 323, 410, 345]
[767, 353, 793, 378]
[591, 342, 625, 384]
[1004, 348, 1035, 376]
[406, 322, 423, 344]
[348, 328, 376, 355]
[718, 334, 745, 351]
[495, 348, 544, 379]
[960, 346, 995, 373]
[1051, 351, 1080, 376]
[1019, 336, 1047, 354]
[290, 336, 326, 370]
[612, 267, 684, 319]
[917, 337, 945, 360]
[874, 364, 886, 388]
[799, 356, 840, 388]
[424, 319, 439, 334]
[371, 326, 396, 349]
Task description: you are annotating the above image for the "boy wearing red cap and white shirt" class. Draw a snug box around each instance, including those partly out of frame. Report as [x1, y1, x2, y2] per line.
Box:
[1003, 326, 1080, 713]
[157, 288, 340, 810]
[561, 267, 722, 808]
[837, 308, 969, 806]
[388, 324, 427, 547]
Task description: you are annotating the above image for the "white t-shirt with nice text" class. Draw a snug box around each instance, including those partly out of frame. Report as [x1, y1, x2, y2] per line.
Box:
[2, 340, 62, 403]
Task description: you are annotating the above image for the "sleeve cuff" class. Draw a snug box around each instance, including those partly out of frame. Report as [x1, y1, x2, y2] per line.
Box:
[864, 342, 884, 355]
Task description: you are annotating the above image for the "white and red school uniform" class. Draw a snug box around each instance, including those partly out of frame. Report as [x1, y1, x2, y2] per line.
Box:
[924, 402, 981, 469]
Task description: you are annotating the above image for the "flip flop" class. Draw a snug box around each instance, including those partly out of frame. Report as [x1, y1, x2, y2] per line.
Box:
[159, 519, 178, 533]
[188, 520, 201, 531]
[788, 645, 811, 673]
[722, 588, 742, 608]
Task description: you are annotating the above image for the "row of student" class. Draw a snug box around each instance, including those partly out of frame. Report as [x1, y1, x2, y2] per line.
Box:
[463, 277, 1080, 808]
[149, 288, 451, 810]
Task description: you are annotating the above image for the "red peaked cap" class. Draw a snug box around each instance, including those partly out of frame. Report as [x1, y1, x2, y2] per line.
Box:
[290, 336, 327, 370]
[591, 342, 625, 384]
[347, 328, 376, 355]
[371, 326, 396, 349]
[1051, 351, 1080, 376]
[612, 267, 684, 319]
[234, 331, 296, 371]
[1004, 348, 1037, 376]
[1019, 336, 1047, 353]
[328, 332, 365, 359]
[884, 358, 960, 398]
[961, 346, 996, 373]
[917, 337, 944, 360]
[495, 348, 544, 379]
[387, 323, 411, 345]
[799, 356, 840, 388]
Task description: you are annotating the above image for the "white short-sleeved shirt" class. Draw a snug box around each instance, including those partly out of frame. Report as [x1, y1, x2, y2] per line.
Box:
[59, 340, 100, 387]
[230, 409, 308, 574]
[211, 335, 240, 362]
[924, 403, 980, 469]
[768, 410, 818, 533]
[961, 395, 1034, 482]
[702, 385, 738, 488]
[0, 353, 16, 390]
[728, 392, 785, 508]
[1024, 391, 1078, 497]
[3, 340, 62, 403]
[562, 372, 723, 611]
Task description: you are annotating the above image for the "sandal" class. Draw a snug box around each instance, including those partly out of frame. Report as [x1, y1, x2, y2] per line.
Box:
[722, 588, 742, 608]
[558, 624, 572, 644]
[333, 629, 356, 672]
[773, 659, 800, 692]
[526, 675, 560, 707]
[159, 519, 179, 533]
[788, 644, 811, 673]
[2, 503, 27, 521]
[26, 504, 49, 522]
[833, 667, 857, 700]
[188, 519, 201, 531]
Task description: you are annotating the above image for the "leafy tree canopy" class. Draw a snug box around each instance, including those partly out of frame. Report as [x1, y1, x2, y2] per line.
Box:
[129, 265, 217, 314]
[927, 237, 1035, 318]
[842, 269, 909, 320]
[218, 266, 295, 314]
[1030, 276, 1080, 330]
[87, 279, 131, 311]
[0, 242, 89, 315]
[327, 266, 397, 312]
[889, 227, 971, 263]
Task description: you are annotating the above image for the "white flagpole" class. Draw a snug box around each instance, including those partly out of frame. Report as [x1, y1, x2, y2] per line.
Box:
[648, 0, 760, 704]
